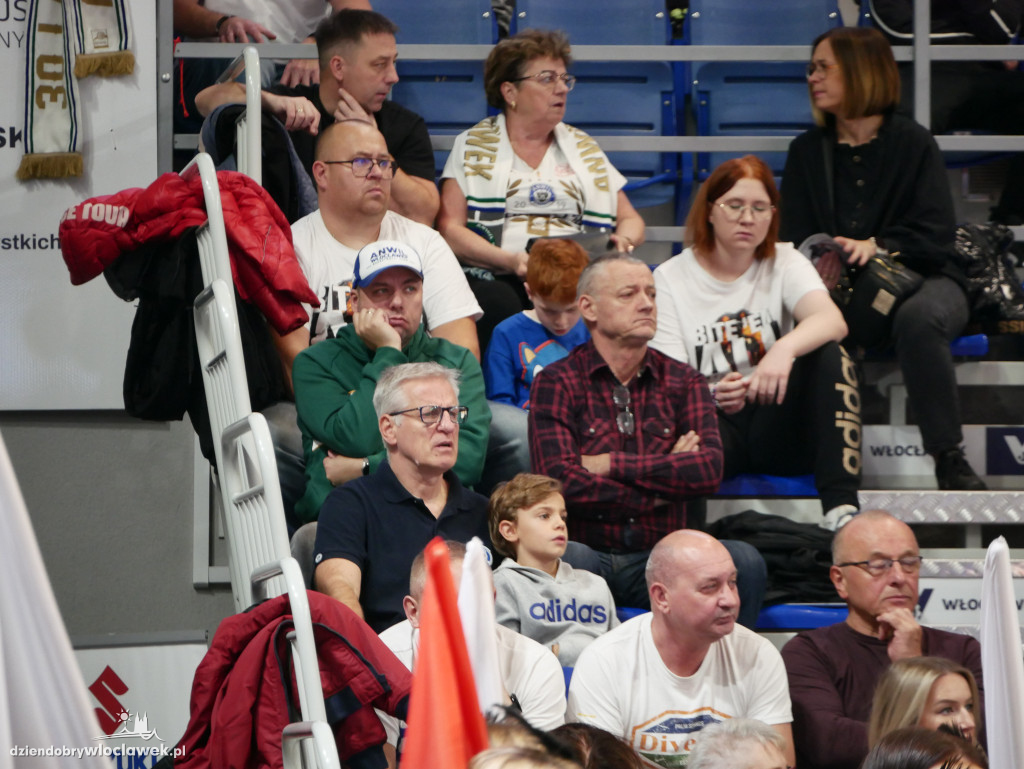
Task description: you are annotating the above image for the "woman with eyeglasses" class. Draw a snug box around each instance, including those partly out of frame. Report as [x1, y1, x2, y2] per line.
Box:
[868, 657, 984, 751]
[437, 28, 646, 349]
[780, 26, 985, 492]
[651, 154, 859, 530]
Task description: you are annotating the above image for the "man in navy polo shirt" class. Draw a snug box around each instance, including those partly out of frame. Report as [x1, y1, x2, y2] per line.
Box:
[312, 361, 491, 632]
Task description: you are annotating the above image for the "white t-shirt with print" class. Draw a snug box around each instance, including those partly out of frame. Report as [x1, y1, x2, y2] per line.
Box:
[291, 209, 483, 344]
[650, 243, 826, 381]
[567, 614, 792, 769]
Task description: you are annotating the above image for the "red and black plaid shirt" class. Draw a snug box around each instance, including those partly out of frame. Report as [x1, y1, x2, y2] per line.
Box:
[528, 341, 723, 553]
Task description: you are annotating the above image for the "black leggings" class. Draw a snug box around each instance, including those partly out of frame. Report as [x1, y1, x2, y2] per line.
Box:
[717, 341, 861, 512]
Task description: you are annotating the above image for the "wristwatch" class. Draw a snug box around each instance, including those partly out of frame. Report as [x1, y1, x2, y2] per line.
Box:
[361, 457, 370, 476]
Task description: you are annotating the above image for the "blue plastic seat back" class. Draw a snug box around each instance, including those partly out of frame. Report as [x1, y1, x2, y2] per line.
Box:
[512, 0, 670, 44]
[391, 60, 491, 177]
[370, 0, 497, 44]
[564, 61, 680, 208]
[686, 0, 841, 46]
[694, 61, 816, 180]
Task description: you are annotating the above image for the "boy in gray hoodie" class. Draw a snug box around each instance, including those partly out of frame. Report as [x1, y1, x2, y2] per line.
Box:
[489, 473, 618, 666]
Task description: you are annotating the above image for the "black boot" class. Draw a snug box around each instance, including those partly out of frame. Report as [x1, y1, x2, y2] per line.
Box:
[934, 448, 987, 491]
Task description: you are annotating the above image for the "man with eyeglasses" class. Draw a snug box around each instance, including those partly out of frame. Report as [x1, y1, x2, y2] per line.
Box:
[781, 510, 983, 769]
[291, 241, 490, 525]
[196, 9, 439, 225]
[311, 361, 491, 632]
[528, 253, 767, 625]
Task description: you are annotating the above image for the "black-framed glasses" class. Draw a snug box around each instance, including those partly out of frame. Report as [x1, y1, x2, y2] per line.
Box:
[321, 157, 396, 178]
[806, 61, 840, 78]
[387, 404, 468, 426]
[716, 202, 775, 222]
[511, 70, 577, 90]
[612, 385, 634, 437]
[835, 555, 924, 577]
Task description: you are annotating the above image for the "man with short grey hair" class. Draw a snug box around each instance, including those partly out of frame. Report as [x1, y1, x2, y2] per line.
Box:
[312, 361, 491, 632]
[529, 253, 766, 623]
[688, 719, 789, 769]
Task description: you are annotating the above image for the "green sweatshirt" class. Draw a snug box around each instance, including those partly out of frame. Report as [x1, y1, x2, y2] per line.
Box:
[292, 324, 491, 524]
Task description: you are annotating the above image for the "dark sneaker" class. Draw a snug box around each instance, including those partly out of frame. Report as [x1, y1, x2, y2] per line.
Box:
[935, 448, 987, 491]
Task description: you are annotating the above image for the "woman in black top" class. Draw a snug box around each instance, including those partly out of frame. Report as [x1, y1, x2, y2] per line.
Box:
[780, 26, 985, 492]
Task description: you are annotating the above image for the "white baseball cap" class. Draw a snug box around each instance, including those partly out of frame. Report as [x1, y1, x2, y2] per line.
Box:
[352, 240, 424, 288]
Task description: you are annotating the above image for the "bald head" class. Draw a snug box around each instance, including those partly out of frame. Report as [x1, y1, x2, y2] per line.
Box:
[832, 510, 916, 564]
[646, 530, 732, 591]
[314, 118, 382, 162]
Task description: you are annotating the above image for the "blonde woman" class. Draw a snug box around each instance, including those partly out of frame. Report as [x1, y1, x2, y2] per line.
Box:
[868, 656, 982, 748]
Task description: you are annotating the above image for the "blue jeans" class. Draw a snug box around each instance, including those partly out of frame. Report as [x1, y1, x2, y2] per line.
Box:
[562, 539, 767, 630]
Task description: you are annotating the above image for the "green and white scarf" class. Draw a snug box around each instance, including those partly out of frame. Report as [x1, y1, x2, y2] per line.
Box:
[18, 0, 134, 181]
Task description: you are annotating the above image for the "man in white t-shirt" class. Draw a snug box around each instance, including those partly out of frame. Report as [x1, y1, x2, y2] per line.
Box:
[567, 530, 794, 769]
[378, 541, 566, 767]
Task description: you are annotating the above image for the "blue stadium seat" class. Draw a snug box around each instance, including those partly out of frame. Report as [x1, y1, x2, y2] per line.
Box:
[370, 0, 497, 44]
[616, 606, 649, 624]
[693, 62, 815, 181]
[511, 0, 670, 44]
[565, 61, 683, 213]
[685, 0, 841, 48]
[756, 603, 848, 630]
[717, 473, 818, 497]
[390, 60, 491, 178]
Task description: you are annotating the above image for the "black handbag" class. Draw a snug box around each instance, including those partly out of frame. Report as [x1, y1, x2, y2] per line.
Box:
[840, 252, 923, 348]
[807, 138, 924, 348]
[801, 233, 923, 348]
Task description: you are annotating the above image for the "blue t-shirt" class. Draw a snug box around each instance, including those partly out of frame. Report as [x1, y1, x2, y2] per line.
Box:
[483, 312, 590, 408]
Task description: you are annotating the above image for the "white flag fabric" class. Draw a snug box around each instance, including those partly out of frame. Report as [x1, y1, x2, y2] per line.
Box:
[457, 538, 504, 716]
[980, 536, 1024, 769]
[0, 431, 108, 769]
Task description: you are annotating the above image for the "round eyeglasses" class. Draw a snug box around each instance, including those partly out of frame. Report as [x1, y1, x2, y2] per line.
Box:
[321, 157, 396, 178]
[716, 202, 775, 222]
[511, 70, 577, 91]
[387, 404, 469, 426]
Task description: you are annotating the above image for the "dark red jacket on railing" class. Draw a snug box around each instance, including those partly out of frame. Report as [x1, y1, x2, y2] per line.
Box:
[58, 170, 317, 335]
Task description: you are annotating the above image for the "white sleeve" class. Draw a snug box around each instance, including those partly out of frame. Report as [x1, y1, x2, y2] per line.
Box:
[374, 708, 403, 747]
[420, 227, 484, 329]
[291, 216, 325, 331]
[566, 645, 626, 735]
[649, 261, 690, 364]
[514, 641, 567, 731]
[779, 244, 828, 314]
[744, 639, 794, 725]
[440, 130, 468, 187]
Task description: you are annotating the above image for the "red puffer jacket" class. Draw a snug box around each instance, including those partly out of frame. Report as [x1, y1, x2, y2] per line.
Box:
[175, 591, 412, 769]
[59, 170, 318, 335]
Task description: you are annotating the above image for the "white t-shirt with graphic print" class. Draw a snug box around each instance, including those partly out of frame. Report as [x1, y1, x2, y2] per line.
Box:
[650, 243, 826, 382]
[567, 614, 792, 768]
